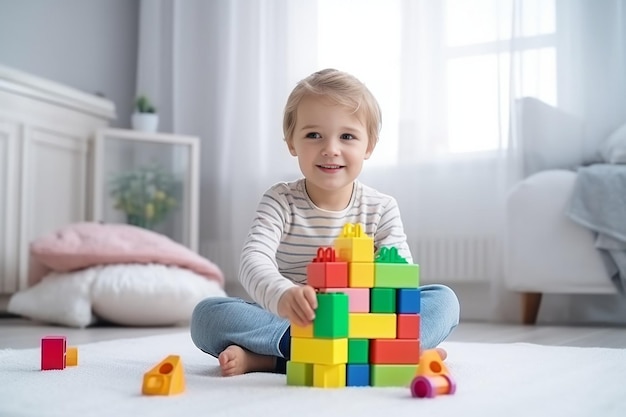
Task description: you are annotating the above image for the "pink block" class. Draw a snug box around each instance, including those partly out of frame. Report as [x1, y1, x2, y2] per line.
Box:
[324, 288, 370, 312]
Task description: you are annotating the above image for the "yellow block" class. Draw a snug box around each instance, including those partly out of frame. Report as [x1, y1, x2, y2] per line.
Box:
[142, 355, 185, 396]
[348, 262, 375, 288]
[313, 363, 346, 388]
[349, 313, 396, 339]
[291, 322, 313, 338]
[334, 223, 374, 263]
[335, 237, 374, 263]
[66, 347, 78, 366]
[291, 337, 348, 365]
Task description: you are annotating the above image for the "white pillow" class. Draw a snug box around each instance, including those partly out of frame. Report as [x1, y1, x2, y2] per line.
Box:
[8, 264, 227, 328]
[8, 268, 97, 328]
[600, 123, 626, 164]
[91, 264, 226, 326]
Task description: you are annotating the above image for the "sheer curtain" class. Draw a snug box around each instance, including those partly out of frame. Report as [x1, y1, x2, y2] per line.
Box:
[136, 0, 626, 320]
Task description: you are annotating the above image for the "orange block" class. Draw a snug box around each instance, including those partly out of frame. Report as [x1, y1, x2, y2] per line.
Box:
[66, 347, 78, 366]
[142, 355, 185, 396]
[417, 349, 450, 377]
[370, 339, 420, 364]
[291, 322, 313, 338]
[397, 314, 420, 339]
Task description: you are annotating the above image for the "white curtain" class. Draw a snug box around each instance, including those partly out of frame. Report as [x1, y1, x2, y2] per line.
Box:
[136, 0, 626, 321]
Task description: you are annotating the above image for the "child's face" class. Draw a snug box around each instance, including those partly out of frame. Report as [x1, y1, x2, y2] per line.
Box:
[287, 95, 373, 209]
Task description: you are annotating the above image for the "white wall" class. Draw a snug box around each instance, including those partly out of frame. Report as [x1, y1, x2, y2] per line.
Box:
[0, 0, 139, 127]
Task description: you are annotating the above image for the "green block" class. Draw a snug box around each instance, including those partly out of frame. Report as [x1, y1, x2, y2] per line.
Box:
[313, 293, 349, 338]
[348, 339, 369, 364]
[370, 364, 418, 387]
[374, 263, 420, 288]
[286, 361, 313, 386]
[375, 246, 408, 263]
[370, 288, 396, 313]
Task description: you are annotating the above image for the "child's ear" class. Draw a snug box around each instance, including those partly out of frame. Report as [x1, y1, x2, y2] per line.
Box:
[286, 138, 297, 156]
[364, 143, 375, 160]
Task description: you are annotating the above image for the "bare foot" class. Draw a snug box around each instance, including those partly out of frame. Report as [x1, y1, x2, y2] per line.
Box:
[217, 345, 276, 376]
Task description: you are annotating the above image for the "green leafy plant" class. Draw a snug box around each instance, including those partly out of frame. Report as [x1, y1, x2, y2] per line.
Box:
[109, 164, 177, 230]
[135, 95, 157, 114]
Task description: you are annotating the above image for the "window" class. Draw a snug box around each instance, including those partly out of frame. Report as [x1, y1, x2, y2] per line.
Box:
[445, 0, 556, 153]
[315, 0, 557, 163]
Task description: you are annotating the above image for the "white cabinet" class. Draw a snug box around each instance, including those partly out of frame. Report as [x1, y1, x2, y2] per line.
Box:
[0, 65, 115, 298]
[91, 128, 200, 251]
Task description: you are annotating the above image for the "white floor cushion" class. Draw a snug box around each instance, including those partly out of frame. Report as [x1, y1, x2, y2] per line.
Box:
[8, 263, 227, 328]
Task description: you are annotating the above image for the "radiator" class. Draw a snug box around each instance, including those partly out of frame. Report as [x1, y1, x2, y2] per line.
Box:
[408, 236, 500, 284]
[203, 236, 500, 286]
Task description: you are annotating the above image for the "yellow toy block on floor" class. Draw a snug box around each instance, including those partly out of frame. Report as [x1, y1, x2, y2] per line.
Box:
[417, 349, 450, 377]
[66, 347, 78, 366]
[334, 223, 374, 263]
[313, 363, 346, 388]
[291, 337, 348, 365]
[142, 355, 185, 396]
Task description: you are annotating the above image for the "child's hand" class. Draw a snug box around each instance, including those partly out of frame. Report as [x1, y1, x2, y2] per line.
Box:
[278, 285, 318, 327]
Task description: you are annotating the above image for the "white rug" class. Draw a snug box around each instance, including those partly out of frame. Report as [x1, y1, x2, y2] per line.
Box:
[1, 332, 625, 417]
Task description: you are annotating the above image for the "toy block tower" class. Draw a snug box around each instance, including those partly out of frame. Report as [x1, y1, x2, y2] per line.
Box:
[288, 247, 350, 388]
[287, 223, 422, 388]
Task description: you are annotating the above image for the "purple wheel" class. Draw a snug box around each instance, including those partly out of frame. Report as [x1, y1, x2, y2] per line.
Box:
[410, 376, 433, 398]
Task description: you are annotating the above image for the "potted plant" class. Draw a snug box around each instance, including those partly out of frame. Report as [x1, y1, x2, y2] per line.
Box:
[131, 95, 159, 132]
[109, 163, 178, 230]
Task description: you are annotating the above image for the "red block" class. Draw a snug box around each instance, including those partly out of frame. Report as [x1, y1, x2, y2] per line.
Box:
[397, 314, 420, 339]
[370, 339, 420, 364]
[306, 247, 348, 289]
[41, 336, 66, 370]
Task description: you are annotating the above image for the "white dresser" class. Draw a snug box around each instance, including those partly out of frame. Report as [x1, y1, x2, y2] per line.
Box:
[0, 65, 116, 308]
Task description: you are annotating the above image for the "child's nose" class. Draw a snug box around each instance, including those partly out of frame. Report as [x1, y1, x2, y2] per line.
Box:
[321, 139, 340, 156]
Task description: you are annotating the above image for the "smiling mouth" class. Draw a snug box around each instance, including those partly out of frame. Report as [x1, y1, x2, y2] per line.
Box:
[317, 164, 345, 169]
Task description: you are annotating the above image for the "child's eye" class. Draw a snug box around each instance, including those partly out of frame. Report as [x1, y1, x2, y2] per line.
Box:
[340, 133, 355, 140]
[305, 132, 321, 139]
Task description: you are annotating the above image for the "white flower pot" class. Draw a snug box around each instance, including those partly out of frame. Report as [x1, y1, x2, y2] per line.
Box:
[131, 113, 159, 133]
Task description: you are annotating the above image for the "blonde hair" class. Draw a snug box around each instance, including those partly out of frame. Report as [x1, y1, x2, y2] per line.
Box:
[283, 69, 381, 150]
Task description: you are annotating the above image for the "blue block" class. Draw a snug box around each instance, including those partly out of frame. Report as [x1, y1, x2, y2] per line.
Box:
[397, 288, 420, 314]
[347, 364, 370, 387]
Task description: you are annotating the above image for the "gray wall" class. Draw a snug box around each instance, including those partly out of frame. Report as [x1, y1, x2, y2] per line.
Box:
[0, 0, 139, 128]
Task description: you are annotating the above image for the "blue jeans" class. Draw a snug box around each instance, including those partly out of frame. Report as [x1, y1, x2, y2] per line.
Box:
[190, 284, 459, 370]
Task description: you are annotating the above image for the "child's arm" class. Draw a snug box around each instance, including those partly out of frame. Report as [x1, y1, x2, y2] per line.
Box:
[238, 186, 316, 325]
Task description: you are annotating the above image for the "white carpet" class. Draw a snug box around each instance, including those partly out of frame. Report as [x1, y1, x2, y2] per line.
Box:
[1, 332, 625, 417]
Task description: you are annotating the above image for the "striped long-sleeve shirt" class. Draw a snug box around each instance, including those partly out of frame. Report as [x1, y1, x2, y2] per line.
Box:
[239, 178, 412, 316]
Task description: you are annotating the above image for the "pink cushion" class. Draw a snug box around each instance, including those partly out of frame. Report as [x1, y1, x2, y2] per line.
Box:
[29, 222, 224, 287]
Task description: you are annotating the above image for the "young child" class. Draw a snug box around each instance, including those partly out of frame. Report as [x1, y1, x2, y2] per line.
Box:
[190, 68, 460, 376]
